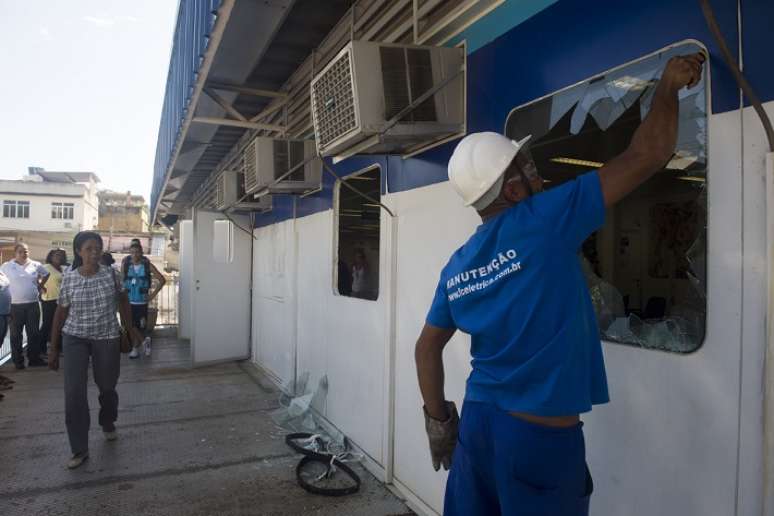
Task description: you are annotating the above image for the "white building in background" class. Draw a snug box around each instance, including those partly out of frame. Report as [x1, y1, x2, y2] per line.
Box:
[0, 167, 100, 232]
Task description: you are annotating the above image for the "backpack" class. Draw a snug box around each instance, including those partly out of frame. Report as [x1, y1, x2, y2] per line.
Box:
[122, 255, 152, 289]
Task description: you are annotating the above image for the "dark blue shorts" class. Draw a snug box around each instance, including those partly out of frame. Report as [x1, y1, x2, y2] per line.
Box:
[444, 401, 593, 516]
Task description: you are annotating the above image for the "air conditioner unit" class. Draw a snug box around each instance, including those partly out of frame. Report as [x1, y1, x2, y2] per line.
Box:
[310, 40, 464, 158]
[216, 170, 269, 212]
[242, 137, 322, 195]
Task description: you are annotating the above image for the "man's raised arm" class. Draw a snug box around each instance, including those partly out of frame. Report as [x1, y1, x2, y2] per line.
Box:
[598, 52, 706, 207]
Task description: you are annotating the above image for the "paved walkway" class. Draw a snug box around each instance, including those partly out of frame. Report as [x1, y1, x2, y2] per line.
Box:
[0, 329, 411, 516]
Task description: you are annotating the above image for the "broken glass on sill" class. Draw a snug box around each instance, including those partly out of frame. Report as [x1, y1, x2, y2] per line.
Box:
[582, 254, 705, 353]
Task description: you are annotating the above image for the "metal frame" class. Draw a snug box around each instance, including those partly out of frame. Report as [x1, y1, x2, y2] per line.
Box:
[155, 0, 497, 221]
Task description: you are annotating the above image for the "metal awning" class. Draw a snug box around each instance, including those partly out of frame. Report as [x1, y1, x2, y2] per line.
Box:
[151, 0, 507, 224]
[150, 0, 352, 223]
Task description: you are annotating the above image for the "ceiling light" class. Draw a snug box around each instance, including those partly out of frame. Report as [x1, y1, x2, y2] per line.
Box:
[609, 75, 653, 91]
[666, 151, 698, 170]
[550, 157, 605, 168]
[677, 176, 706, 183]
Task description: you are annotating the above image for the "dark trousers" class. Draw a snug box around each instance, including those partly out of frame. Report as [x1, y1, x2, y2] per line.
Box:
[40, 300, 57, 354]
[63, 334, 120, 455]
[10, 302, 41, 366]
[0, 314, 9, 346]
[130, 303, 149, 337]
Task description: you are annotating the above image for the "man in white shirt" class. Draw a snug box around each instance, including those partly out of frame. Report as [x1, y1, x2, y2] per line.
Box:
[0, 243, 49, 368]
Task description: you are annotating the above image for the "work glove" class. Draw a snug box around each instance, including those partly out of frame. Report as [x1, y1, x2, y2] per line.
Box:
[423, 401, 459, 471]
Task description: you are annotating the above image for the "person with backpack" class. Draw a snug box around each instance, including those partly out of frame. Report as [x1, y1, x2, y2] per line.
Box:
[122, 241, 165, 358]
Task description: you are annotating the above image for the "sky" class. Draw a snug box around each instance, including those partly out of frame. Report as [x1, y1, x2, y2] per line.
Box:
[0, 0, 179, 203]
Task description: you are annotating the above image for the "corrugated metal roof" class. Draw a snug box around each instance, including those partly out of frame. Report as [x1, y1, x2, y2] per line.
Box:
[150, 0, 222, 222]
[150, 0, 353, 222]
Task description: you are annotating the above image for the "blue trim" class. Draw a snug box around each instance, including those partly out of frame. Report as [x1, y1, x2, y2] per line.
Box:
[446, 0, 559, 53]
[254, 157, 389, 229]
[742, 0, 774, 106]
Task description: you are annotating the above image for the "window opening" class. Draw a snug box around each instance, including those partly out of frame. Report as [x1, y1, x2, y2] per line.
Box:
[505, 41, 707, 353]
[51, 202, 74, 220]
[335, 167, 381, 301]
[3, 200, 30, 219]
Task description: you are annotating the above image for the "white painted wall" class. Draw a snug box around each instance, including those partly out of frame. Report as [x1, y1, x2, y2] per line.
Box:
[390, 181, 479, 511]
[246, 109, 758, 516]
[252, 220, 296, 384]
[252, 209, 390, 465]
[178, 220, 193, 340]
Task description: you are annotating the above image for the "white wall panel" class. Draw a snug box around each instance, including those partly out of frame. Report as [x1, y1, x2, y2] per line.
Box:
[295, 213, 332, 416]
[583, 110, 742, 516]
[391, 181, 480, 514]
[178, 220, 193, 340]
[294, 209, 388, 464]
[247, 113, 752, 516]
[740, 101, 774, 516]
[252, 220, 295, 384]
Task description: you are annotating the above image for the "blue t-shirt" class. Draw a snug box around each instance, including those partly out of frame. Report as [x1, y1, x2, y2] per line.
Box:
[426, 171, 609, 416]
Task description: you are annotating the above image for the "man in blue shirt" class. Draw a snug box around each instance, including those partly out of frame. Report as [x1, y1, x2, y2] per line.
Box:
[415, 53, 705, 515]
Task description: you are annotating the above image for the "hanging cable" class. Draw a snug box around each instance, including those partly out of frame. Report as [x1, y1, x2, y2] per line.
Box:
[699, 0, 774, 151]
[320, 159, 395, 217]
[223, 210, 259, 241]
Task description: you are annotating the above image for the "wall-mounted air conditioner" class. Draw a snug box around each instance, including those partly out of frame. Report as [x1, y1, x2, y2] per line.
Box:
[216, 170, 269, 212]
[242, 137, 322, 195]
[310, 40, 464, 159]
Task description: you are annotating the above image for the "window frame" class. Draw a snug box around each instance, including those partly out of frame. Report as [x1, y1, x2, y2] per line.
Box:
[502, 39, 710, 354]
[51, 202, 75, 220]
[332, 164, 382, 301]
[3, 200, 30, 219]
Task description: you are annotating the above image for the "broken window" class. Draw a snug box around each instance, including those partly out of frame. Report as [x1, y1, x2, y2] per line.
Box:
[334, 166, 381, 301]
[505, 42, 707, 353]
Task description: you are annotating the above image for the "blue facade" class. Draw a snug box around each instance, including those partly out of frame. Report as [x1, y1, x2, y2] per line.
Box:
[151, 0, 222, 220]
[254, 0, 760, 229]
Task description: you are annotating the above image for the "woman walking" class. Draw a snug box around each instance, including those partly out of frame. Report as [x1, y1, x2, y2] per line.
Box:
[40, 248, 67, 355]
[49, 232, 140, 469]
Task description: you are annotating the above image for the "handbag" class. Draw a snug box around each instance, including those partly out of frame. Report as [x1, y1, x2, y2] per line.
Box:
[118, 326, 133, 354]
[111, 268, 133, 354]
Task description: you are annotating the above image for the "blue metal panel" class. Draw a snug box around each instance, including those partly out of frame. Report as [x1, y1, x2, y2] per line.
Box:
[742, 0, 774, 106]
[255, 156, 389, 228]
[150, 0, 222, 220]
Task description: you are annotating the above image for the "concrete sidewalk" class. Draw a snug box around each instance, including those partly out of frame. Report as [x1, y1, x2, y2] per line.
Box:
[0, 329, 412, 516]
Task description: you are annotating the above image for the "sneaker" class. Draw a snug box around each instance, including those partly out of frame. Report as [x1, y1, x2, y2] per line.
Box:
[103, 429, 118, 441]
[14, 364, 25, 371]
[67, 452, 89, 469]
[143, 337, 151, 357]
[128, 348, 140, 359]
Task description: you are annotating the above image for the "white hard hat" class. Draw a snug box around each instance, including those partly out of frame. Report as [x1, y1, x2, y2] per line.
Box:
[448, 132, 532, 208]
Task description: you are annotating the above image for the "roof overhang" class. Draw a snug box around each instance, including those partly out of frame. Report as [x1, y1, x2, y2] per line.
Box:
[151, 0, 353, 223]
